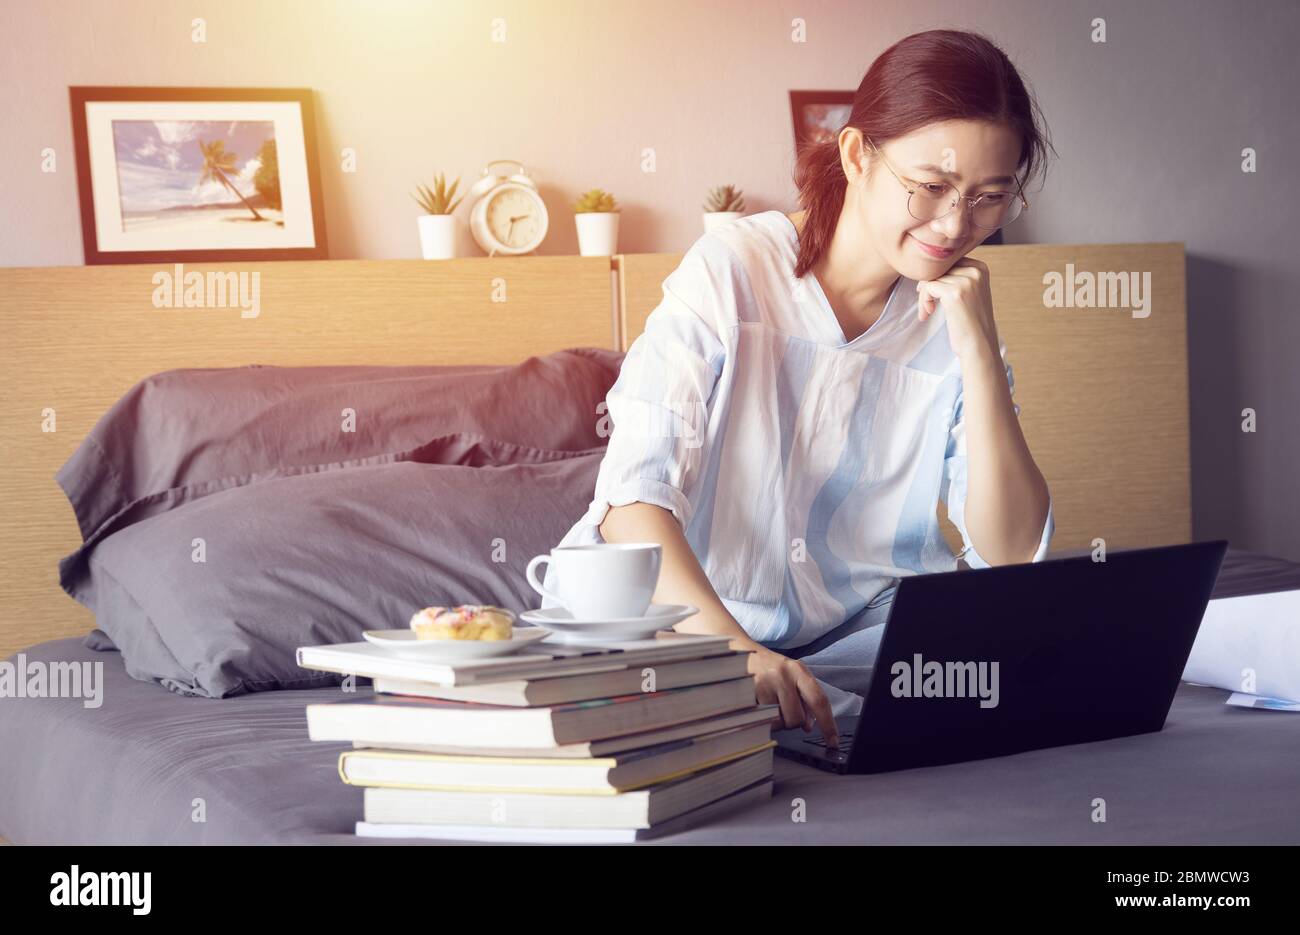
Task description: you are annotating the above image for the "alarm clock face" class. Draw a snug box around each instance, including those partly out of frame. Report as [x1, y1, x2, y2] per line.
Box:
[485, 185, 545, 251]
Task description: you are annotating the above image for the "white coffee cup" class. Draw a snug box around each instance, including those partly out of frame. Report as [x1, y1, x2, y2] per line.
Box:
[525, 543, 662, 620]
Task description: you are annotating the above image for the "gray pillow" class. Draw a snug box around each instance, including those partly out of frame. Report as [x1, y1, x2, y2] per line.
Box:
[59, 433, 588, 601]
[73, 448, 605, 698]
[55, 349, 623, 544]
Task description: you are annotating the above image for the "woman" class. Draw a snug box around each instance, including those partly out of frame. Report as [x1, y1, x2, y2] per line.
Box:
[549, 29, 1055, 748]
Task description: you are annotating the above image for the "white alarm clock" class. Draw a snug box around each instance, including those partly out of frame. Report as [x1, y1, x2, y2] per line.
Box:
[467, 160, 549, 256]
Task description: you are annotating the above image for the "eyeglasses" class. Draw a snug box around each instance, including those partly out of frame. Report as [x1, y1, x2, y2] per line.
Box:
[864, 136, 1028, 231]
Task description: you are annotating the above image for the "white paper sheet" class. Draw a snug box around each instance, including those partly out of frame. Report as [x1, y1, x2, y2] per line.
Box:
[1182, 589, 1300, 700]
[1225, 692, 1300, 711]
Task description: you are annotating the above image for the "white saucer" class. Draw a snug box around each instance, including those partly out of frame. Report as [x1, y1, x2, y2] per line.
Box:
[518, 604, 699, 643]
[362, 627, 550, 661]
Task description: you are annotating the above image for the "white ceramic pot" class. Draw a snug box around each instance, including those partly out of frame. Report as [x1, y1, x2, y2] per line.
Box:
[417, 214, 456, 260]
[703, 211, 743, 233]
[575, 212, 619, 256]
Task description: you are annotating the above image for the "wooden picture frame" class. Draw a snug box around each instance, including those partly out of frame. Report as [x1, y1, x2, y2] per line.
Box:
[789, 89, 855, 154]
[69, 86, 328, 264]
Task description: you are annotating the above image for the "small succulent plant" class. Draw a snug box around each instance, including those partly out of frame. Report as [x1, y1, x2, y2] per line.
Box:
[704, 184, 745, 213]
[412, 173, 464, 215]
[574, 188, 619, 213]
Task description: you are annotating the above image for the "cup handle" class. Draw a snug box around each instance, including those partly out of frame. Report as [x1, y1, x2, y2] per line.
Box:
[525, 555, 564, 605]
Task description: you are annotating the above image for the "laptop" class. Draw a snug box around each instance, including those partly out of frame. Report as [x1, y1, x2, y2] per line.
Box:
[773, 539, 1228, 774]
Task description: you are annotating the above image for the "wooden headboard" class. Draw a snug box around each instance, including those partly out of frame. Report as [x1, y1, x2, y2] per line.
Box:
[0, 256, 616, 659]
[615, 243, 1191, 559]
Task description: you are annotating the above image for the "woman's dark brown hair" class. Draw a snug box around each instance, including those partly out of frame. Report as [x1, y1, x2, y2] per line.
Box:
[792, 28, 1053, 278]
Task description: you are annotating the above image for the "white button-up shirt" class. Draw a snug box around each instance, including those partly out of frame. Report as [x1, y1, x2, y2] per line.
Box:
[549, 210, 1054, 649]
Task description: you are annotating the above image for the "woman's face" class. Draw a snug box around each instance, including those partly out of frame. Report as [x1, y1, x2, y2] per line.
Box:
[844, 119, 1023, 281]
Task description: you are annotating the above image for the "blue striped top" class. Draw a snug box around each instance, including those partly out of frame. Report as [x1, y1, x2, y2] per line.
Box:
[549, 210, 1054, 649]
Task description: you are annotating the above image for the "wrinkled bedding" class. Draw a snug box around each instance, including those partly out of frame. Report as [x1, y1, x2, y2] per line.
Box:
[3, 547, 1298, 845]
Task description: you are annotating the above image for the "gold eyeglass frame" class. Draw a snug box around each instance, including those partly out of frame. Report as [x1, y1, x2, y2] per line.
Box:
[864, 136, 1030, 231]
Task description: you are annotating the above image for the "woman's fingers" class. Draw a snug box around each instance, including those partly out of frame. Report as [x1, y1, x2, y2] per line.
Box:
[916, 280, 941, 319]
[796, 668, 840, 750]
[772, 680, 807, 732]
[755, 677, 803, 732]
[754, 651, 843, 749]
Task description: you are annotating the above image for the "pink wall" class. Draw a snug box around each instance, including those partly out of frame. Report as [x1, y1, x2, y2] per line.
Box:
[1, 0, 1295, 274]
[3, 0, 845, 264]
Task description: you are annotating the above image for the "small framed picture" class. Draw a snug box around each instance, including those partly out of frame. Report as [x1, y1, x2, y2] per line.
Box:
[69, 86, 328, 264]
[789, 90, 855, 153]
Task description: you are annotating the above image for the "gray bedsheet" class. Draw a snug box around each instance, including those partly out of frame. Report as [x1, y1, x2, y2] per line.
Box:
[3, 547, 1299, 845]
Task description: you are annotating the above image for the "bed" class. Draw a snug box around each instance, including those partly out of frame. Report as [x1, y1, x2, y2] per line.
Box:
[2, 241, 1297, 845]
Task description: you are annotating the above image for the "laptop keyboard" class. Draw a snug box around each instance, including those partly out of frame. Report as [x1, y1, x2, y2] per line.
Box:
[804, 730, 854, 748]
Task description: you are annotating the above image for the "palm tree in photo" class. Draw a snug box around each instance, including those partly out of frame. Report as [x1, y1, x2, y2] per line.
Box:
[197, 139, 264, 220]
[253, 139, 281, 211]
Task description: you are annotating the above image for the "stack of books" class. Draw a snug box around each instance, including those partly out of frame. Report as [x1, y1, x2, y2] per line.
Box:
[298, 632, 777, 843]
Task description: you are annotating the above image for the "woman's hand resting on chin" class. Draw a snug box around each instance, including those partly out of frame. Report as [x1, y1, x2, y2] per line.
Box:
[915, 256, 1001, 364]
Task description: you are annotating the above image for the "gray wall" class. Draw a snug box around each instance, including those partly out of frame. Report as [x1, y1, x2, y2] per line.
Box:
[1, 0, 1297, 558]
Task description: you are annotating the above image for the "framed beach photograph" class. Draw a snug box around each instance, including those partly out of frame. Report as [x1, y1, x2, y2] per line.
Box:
[69, 86, 327, 264]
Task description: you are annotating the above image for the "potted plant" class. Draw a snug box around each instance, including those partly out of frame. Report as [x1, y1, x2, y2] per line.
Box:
[573, 188, 619, 256]
[703, 184, 746, 232]
[412, 173, 464, 259]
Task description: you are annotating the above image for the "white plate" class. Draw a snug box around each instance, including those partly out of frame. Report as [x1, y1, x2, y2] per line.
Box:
[518, 604, 699, 643]
[362, 627, 550, 661]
